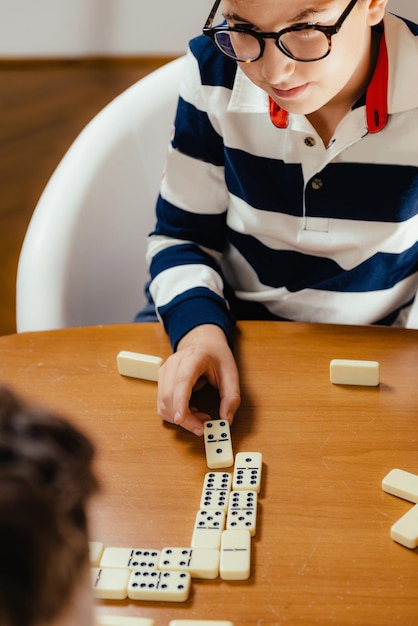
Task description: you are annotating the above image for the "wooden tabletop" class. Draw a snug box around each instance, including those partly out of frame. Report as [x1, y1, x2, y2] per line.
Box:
[0, 321, 417, 625]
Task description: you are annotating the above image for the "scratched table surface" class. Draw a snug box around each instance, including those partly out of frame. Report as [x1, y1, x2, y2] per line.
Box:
[0, 321, 417, 625]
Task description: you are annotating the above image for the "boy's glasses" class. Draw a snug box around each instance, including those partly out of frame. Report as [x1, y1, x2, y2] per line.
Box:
[203, 0, 359, 63]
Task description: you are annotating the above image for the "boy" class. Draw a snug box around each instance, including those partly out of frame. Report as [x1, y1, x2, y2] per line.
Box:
[143, 0, 418, 435]
[0, 385, 99, 626]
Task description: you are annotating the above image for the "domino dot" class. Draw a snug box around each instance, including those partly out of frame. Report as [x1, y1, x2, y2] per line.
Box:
[100, 547, 160, 570]
[131, 551, 159, 568]
[191, 509, 226, 550]
[206, 423, 228, 455]
[132, 570, 183, 588]
[232, 452, 262, 493]
[207, 472, 231, 486]
[207, 421, 227, 431]
[236, 467, 257, 487]
[227, 491, 257, 536]
[200, 472, 232, 512]
[134, 572, 151, 587]
[229, 513, 253, 528]
[197, 510, 224, 527]
[161, 549, 189, 567]
[204, 420, 234, 469]
[128, 570, 190, 599]
[202, 492, 228, 507]
[159, 547, 220, 579]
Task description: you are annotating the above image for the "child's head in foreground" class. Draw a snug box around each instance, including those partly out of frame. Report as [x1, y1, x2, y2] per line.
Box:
[0, 385, 99, 626]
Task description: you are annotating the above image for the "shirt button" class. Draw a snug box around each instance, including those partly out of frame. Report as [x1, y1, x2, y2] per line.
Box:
[304, 136, 316, 147]
[311, 177, 323, 190]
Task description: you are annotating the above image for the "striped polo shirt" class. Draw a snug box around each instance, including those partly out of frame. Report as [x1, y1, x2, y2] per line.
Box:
[146, 12, 418, 349]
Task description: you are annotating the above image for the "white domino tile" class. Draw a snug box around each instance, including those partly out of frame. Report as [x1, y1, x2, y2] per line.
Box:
[200, 472, 232, 511]
[390, 503, 418, 549]
[159, 547, 220, 579]
[100, 547, 160, 570]
[382, 468, 418, 503]
[91, 567, 130, 600]
[116, 351, 163, 382]
[127, 569, 191, 602]
[219, 529, 251, 581]
[89, 541, 104, 566]
[329, 359, 379, 386]
[204, 420, 234, 469]
[232, 452, 262, 493]
[191, 509, 226, 549]
[226, 490, 258, 536]
[97, 615, 155, 626]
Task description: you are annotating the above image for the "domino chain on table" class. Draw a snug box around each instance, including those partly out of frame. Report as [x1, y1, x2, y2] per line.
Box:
[91, 418, 263, 620]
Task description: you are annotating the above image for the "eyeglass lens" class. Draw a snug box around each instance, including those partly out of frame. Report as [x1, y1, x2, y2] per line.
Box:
[214, 28, 331, 62]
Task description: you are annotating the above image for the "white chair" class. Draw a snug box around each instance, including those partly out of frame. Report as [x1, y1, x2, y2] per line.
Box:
[16, 56, 186, 332]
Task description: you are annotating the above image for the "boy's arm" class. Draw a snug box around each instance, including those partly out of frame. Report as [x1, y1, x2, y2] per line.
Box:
[146, 42, 237, 349]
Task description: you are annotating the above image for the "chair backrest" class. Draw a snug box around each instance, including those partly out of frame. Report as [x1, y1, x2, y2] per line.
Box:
[16, 56, 185, 332]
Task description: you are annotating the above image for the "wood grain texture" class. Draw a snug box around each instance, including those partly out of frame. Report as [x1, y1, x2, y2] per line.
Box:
[0, 320, 417, 625]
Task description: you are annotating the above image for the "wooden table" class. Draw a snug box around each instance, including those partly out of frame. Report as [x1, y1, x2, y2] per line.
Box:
[0, 321, 417, 625]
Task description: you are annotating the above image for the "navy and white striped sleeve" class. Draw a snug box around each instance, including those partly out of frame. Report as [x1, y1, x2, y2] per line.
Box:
[146, 39, 237, 349]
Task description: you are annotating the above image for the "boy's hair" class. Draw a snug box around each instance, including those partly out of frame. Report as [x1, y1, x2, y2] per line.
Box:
[0, 385, 99, 626]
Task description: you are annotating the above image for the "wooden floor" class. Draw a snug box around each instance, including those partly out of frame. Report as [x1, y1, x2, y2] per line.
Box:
[0, 56, 173, 336]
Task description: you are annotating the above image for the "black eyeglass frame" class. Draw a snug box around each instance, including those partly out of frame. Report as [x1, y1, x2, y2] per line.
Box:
[202, 0, 360, 63]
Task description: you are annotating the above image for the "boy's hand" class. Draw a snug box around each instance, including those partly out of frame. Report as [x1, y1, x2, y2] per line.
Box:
[157, 324, 241, 436]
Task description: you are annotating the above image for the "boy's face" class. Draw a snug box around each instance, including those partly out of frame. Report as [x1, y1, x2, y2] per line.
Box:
[221, 0, 386, 115]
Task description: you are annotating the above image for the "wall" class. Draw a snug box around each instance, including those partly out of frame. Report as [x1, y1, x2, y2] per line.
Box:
[0, 0, 206, 58]
[388, 0, 418, 21]
[0, 0, 416, 59]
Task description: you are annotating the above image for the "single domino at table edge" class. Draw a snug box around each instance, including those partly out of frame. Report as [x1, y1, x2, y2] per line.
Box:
[390, 503, 418, 549]
[329, 359, 380, 386]
[116, 350, 163, 382]
[382, 468, 418, 503]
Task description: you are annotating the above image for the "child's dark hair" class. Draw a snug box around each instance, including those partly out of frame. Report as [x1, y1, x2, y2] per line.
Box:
[0, 385, 99, 626]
